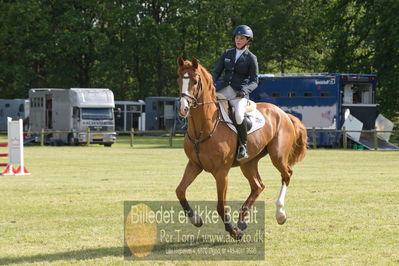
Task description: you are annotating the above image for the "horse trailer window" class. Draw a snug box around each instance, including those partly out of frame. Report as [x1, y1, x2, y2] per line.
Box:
[346, 83, 373, 104]
[320, 92, 330, 97]
[288, 92, 296, 97]
[304, 92, 312, 97]
[272, 92, 280, 97]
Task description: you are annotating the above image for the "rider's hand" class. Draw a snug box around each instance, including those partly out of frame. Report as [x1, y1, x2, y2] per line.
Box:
[236, 90, 246, 98]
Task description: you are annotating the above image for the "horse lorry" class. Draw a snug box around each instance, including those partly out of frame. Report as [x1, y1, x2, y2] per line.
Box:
[249, 73, 398, 150]
[28, 88, 116, 146]
[0, 99, 29, 131]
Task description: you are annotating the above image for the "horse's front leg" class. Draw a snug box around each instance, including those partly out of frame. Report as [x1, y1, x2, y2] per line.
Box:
[176, 160, 203, 227]
[214, 170, 243, 240]
[238, 161, 265, 231]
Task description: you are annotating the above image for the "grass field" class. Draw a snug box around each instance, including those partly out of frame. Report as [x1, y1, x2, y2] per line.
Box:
[0, 136, 398, 265]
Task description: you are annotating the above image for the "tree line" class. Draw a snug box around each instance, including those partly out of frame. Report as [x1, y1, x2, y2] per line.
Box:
[0, 0, 398, 118]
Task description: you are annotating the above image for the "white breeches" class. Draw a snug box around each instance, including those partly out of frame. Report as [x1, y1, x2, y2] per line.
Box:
[218, 86, 248, 125]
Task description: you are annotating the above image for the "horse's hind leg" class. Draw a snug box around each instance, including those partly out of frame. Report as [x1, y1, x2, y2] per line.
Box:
[176, 160, 203, 227]
[268, 139, 294, 225]
[238, 159, 265, 230]
[275, 179, 289, 224]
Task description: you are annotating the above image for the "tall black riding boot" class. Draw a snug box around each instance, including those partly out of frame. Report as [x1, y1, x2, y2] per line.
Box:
[236, 120, 248, 161]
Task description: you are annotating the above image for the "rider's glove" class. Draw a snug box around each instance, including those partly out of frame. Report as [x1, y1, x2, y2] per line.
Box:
[236, 90, 246, 98]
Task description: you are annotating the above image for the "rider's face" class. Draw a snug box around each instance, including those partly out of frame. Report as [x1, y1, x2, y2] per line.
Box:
[235, 35, 249, 50]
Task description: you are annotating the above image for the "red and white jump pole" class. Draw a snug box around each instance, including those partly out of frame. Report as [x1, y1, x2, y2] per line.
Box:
[1, 117, 30, 176]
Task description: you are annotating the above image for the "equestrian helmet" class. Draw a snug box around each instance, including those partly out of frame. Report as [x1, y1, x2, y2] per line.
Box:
[233, 25, 253, 40]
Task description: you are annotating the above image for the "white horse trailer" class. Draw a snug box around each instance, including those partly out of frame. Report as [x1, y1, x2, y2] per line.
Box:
[29, 88, 116, 146]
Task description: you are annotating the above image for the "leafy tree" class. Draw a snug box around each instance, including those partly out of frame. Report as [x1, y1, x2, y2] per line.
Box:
[0, 0, 397, 118]
[372, 0, 399, 118]
[0, 0, 49, 97]
[323, 0, 398, 118]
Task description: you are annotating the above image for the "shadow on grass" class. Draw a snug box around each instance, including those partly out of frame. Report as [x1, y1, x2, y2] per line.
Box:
[128, 145, 184, 149]
[0, 247, 122, 265]
[0, 243, 224, 264]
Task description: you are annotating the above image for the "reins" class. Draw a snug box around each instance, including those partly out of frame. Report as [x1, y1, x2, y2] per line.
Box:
[186, 101, 221, 148]
[181, 73, 228, 171]
[186, 102, 223, 172]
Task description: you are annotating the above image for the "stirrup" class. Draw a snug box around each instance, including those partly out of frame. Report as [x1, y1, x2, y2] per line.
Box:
[236, 145, 248, 161]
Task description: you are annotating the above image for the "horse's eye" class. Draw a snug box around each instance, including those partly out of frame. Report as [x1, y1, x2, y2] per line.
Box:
[193, 80, 198, 85]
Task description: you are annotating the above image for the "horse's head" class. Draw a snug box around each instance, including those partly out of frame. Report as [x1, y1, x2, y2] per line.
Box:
[177, 56, 203, 118]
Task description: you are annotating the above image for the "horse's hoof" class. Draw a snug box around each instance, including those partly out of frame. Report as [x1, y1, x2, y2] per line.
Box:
[229, 227, 244, 241]
[237, 220, 248, 231]
[276, 209, 287, 225]
[277, 217, 287, 225]
[190, 214, 203, 227]
[235, 228, 244, 241]
[276, 214, 287, 225]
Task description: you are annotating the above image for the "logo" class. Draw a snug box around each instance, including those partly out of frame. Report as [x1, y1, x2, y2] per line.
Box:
[315, 79, 335, 85]
[124, 201, 265, 261]
[125, 203, 157, 258]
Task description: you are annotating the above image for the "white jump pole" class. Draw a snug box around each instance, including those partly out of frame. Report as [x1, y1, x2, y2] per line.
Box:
[1, 117, 30, 176]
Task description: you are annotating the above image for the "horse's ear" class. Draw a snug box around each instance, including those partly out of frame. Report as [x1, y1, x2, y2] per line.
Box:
[177, 56, 184, 67]
[192, 56, 199, 69]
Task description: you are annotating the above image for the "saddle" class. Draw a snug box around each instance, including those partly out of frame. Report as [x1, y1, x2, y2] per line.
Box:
[216, 93, 265, 135]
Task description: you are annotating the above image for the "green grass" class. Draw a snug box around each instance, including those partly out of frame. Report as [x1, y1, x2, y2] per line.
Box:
[0, 136, 398, 265]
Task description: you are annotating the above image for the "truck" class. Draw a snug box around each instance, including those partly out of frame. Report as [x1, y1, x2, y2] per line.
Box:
[28, 88, 116, 146]
[249, 73, 398, 150]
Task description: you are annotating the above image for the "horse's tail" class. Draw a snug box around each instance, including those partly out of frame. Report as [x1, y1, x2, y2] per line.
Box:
[288, 114, 307, 166]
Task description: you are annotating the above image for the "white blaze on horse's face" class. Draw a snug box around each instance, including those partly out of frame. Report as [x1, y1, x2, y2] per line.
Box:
[179, 73, 191, 117]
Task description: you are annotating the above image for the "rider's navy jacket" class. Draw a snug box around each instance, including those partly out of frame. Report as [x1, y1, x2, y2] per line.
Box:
[212, 48, 259, 95]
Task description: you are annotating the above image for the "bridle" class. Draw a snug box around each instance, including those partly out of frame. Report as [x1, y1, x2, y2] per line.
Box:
[179, 73, 216, 111]
[178, 71, 224, 171]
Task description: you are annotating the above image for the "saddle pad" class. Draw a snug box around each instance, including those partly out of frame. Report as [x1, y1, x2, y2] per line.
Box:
[219, 102, 265, 135]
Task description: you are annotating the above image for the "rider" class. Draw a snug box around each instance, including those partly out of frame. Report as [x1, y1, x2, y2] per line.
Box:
[212, 25, 259, 161]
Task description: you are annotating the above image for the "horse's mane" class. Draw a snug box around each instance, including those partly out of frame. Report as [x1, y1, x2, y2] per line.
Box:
[198, 64, 216, 99]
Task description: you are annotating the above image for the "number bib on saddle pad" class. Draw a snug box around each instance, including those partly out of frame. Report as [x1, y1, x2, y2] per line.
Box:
[218, 100, 265, 135]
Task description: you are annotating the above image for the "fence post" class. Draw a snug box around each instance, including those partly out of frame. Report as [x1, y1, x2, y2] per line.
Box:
[373, 129, 378, 151]
[86, 128, 90, 146]
[312, 127, 317, 149]
[342, 126, 347, 149]
[130, 128, 134, 148]
[169, 128, 173, 148]
[40, 128, 45, 146]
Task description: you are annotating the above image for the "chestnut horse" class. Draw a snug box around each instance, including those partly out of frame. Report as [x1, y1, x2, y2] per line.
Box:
[176, 56, 307, 240]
